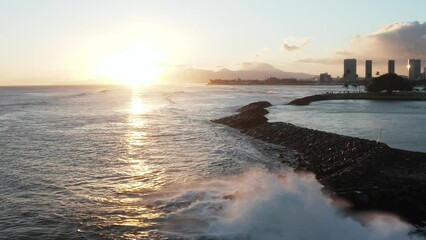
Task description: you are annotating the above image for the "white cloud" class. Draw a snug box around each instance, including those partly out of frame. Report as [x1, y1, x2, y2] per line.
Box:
[355, 21, 426, 61]
[283, 36, 311, 51]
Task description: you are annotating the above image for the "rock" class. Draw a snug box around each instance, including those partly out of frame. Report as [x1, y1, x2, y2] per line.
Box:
[213, 101, 272, 129]
[212, 101, 426, 226]
[237, 101, 272, 112]
[213, 114, 268, 129]
[353, 192, 370, 205]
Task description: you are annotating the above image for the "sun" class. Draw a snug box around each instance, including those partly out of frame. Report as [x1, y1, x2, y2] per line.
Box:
[96, 45, 165, 85]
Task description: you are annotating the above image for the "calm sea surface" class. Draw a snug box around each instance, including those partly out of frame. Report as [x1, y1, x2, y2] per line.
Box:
[1, 84, 424, 239]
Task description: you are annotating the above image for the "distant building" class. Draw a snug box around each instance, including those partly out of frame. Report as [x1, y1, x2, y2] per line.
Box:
[365, 60, 372, 80]
[408, 59, 421, 80]
[388, 60, 395, 74]
[343, 59, 357, 81]
[319, 73, 332, 82]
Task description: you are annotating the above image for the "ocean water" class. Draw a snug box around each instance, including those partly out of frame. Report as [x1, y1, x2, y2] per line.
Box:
[0, 84, 424, 239]
[268, 88, 426, 152]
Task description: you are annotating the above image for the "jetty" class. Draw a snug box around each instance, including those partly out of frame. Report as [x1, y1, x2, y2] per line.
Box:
[288, 92, 426, 105]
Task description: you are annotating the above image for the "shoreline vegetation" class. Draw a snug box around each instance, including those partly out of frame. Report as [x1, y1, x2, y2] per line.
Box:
[209, 78, 325, 85]
[288, 92, 426, 105]
[208, 78, 367, 86]
[212, 101, 426, 227]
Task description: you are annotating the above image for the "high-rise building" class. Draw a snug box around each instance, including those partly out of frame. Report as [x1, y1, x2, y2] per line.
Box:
[388, 60, 395, 74]
[365, 60, 372, 80]
[408, 59, 421, 80]
[319, 73, 332, 82]
[343, 59, 357, 81]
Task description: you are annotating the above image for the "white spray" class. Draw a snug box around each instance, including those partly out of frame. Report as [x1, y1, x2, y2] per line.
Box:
[156, 168, 421, 240]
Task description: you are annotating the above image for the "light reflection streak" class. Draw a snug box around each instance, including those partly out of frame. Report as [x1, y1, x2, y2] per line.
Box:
[96, 87, 164, 233]
[127, 88, 149, 149]
[126, 87, 154, 182]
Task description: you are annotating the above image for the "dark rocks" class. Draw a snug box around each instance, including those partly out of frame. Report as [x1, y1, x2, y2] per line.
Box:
[212, 101, 426, 226]
[287, 94, 332, 105]
[352, 191, 370, 206]
[237, 101, 272, 112]
[212, 101, 271, 129]
[212, 114, 268, 130]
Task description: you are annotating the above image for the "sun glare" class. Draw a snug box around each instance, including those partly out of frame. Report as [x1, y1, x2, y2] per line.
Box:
[96, 45, 165, 85]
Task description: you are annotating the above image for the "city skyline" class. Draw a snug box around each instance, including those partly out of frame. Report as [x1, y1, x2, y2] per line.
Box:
[342, 57, 423, 80]
[0, 0, 425, 85]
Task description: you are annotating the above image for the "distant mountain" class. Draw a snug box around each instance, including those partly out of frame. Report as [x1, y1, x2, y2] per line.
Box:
[160, 62, 314, 83]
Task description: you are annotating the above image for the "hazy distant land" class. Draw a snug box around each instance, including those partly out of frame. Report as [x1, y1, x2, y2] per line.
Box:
[208, 78, 315, 85]
[160, 63, 315, 83]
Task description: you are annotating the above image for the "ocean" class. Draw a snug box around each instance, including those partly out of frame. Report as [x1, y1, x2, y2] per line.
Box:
[1, 84, 425, 239]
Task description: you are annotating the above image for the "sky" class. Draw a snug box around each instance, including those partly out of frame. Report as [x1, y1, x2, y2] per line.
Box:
[0, 0, 425, 85]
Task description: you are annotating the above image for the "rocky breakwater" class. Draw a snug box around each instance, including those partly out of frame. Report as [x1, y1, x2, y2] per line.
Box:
[213, 101, 426, 226]
[212, 101, 272, 129]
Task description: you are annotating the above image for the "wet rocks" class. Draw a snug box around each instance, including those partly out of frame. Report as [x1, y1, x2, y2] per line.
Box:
[237, 101, 272, 112]
[212, 101, 271, 129]
[212, 101, 426, 226]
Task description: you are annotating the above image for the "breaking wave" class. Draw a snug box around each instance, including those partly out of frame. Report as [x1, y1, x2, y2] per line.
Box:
[154, 168, 421, 240]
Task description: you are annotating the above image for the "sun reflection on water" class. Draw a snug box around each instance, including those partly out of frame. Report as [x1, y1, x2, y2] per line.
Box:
[91, 87, 166, 235]
[131, 96, 148, 116]
[125, 88, 156, 183]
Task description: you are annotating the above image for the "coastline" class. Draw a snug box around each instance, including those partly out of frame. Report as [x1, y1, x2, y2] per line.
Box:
[288, 92, 426, 105]
[213, 101, 426, 226]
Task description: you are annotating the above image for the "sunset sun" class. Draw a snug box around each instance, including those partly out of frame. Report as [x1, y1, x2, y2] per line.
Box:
[96, 45, 165, 85]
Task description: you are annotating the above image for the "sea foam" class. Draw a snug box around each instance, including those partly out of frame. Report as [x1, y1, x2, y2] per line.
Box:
[157, 168, 421, 240]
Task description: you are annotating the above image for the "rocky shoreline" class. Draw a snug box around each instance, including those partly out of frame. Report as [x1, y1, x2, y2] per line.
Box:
[213, 101, 426, 226]
[288, 92, 426, 106]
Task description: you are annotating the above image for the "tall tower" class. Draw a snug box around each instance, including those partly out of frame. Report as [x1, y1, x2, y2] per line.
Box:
[388, 60, 395, 74]
[408, 59, 421, 80]
[343, 59, 357, 81]
[365, 60, 372, 80]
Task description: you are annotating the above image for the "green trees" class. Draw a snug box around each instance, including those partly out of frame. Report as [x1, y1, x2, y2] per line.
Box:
[366, 73, 414, 94]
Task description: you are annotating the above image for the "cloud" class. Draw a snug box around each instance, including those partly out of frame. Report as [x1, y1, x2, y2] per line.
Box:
[357, 21, 426, 61]
[335, 50, 353, 56]
[297, 57, 341, 65]
[297, 21, 426, 74]
[282, 37, 311, 51]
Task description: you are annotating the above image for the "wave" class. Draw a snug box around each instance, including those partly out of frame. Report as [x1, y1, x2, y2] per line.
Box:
[0, 101, 48, 108]
[162, 90, 186, 96]
[237, 89, 282, 96]
[161, 90, 188, 104]
[164, 97, 176, 104]
[153, 168, 421, 239]
[0, 88, 109, 108]
[161, 91, 187, 103]
[59, 88, 108, 99]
